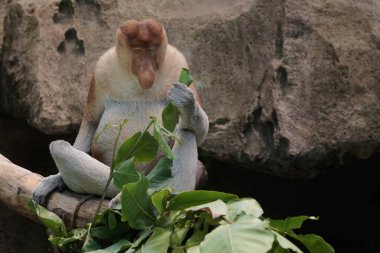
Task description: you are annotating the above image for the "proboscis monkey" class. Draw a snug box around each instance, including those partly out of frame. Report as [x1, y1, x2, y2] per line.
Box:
[33, 19, 209, 205]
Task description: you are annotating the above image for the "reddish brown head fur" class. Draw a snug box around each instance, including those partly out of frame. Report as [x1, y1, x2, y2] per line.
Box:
[120, 19, 163, 49]
[118, 19, 166, 89]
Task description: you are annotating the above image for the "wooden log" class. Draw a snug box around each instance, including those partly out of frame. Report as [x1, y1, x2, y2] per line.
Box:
[0, 154, 109, 228]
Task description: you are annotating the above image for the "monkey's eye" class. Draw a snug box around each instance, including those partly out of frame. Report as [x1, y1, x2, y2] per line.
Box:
[148, 47, 155, 52]
[133, 48, 144, 54]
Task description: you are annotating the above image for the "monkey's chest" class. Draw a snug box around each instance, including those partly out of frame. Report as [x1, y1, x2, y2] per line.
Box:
[92, 99, 167, 165]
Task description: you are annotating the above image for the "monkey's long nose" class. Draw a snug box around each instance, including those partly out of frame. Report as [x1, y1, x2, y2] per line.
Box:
[137, 66, 155, 89]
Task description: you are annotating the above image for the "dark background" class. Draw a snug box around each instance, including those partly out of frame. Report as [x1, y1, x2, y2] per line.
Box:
[0, 117, 379, 253]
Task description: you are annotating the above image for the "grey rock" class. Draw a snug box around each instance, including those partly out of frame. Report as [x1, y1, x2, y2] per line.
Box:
[1, 0, 380, 178]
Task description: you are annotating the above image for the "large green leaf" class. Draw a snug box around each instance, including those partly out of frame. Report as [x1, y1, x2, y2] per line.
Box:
[289, 232, 335, 253]
[153, 123, 175, 160]
[27, 200, 66, 236]
[200, 216, 274, 253]
[121, 176, 156, 229]
[146, 157, 173, 191]
[269, 216, 311, 233]
[185, 200, 228, 219]
[135, 228, 172, 253]
[162, 102, 180, 133]
[113, 157, 140, 190]
[116, 131, 159, 163]
[86, 239, 132, 253]
[227, 198, 263, 221]
[151, 189, 171, 214]
[168, 190, 238, 210]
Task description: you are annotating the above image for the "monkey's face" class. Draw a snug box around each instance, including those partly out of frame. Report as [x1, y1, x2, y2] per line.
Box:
[118, 19, 166, 89]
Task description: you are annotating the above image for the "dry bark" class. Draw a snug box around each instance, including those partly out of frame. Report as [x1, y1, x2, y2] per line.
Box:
[0, 154, 108, 228]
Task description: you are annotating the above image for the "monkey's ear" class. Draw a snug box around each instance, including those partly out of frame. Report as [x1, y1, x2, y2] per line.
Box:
[119, 20, 139, 40]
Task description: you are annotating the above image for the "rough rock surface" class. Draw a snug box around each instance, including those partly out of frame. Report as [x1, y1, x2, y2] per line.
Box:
[1, 0, 380, 178]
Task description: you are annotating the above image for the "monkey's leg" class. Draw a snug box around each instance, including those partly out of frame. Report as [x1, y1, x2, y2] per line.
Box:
[49, 140, 119, 198]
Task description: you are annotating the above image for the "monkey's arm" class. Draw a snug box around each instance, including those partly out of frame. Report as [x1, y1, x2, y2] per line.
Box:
[74, 75, 104, 152]
[167, 82, 209, 191]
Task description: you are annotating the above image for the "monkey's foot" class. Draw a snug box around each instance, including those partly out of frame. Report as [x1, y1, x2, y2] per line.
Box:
[32, 174, 66, 206]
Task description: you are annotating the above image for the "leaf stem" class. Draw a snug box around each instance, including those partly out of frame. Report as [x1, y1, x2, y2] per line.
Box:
[92, 122, 124, 224]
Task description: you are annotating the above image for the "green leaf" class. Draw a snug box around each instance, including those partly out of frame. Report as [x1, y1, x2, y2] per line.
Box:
[273, 231, 302, 253]
[269, 216, 311, 233]
[151, 189, 171, 214]
[289, 232, 335, 253]
[271, 241, 293, 253]
[27, 200, 66, 236]
[116, 131, 159, 163]
[200, 217, 274, 253]
[171, 219, 191, 246]
[91, 223, 130, 240]
[82, 229, 102, 252]
[86, 239, 132, 253]
[172, 248, 186, 253]
[185, 219, 209, 247]
[186, 200, 228, 219]
[227, 198, 263, 221]
[107, 212, 117, 230]
[187, 246, 200, 253]
[49, 234, 84, 252]
[168, 190, 238, 210]
[135, 228, 172, 253]
[121, 176, 156, 229]
[162, 102, 180, 133]
[161, 68, 193, 132]
[153, 123, 176, 160]
[125, 230, 152, 253]
[178, 68, 193, 87]
[147, 157, 173, 191]
[113, 157, 140, 190]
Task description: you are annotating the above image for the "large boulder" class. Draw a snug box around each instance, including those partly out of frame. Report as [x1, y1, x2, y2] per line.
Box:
[1, 0, 380, 178]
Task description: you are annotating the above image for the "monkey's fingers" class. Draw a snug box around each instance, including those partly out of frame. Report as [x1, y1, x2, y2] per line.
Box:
[167, 82, 196, 110]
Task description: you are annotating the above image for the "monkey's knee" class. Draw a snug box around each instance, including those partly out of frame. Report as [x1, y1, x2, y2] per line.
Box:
[195, 160, 208, 189]
[49, 140, 118, 197]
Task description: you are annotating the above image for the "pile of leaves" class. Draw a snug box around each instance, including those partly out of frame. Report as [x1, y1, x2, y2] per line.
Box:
[28, 69, 335, 253]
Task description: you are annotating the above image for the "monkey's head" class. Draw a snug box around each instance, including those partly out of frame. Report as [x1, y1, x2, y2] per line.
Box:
[116, 19, 168, 89]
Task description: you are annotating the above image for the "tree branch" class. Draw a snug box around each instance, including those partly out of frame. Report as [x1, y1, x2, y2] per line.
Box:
[0, 154, 109, 228]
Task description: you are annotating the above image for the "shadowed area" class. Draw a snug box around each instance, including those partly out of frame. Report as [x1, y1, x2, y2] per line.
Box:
[202, 153, 380, 253]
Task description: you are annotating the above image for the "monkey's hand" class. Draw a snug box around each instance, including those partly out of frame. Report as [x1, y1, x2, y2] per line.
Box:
[109, 192, 121, 209]
[32, 174, 66, 206]
[167, 82, 209, 145]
